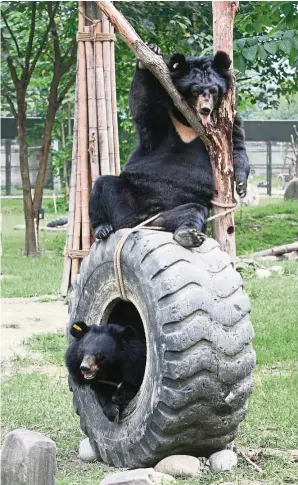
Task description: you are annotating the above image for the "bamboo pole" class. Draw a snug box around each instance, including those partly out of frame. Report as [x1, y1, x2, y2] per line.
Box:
[85, 25, 100, 184]
[78, 2, 90, 250]
[95, 21, 110, 175]
[102, 14, 115, 175]
[60, 74, 78, 296]
[71, 154, 82, 284]
[110, 22, 120, 174]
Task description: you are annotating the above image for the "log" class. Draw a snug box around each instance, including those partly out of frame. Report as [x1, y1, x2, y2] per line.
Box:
[95, 0, 238, 258]
[95, 0, 208, 147]
[254, 242, 298, 257]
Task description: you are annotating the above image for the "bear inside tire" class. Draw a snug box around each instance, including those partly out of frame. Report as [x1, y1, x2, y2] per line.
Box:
[68, 229, 255, 468]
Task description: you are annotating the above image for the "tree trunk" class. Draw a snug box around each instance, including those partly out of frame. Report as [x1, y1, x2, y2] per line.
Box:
[17, 95, 38, 256]
[210, 1, 239, 259]
[33, 73, 60, 231]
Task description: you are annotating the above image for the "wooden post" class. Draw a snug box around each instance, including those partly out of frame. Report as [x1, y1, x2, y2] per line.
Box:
[95, 0, 238, 258]
[210, 1, 239, 259]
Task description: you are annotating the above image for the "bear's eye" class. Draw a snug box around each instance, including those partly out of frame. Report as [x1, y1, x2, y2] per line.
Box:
[210, 87, 218, 95]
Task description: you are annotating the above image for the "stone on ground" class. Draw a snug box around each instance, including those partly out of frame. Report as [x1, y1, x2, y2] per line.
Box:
[209, 449, 237, 473]
[1, 429, 56, 485]
[154, 455, 202, 477]
[284, 178, 298, 200]
[256, 268, 272, 279]
[283, 250, 298, 260]
[79, 437, 97, 462]
[100, 468, 176, 485]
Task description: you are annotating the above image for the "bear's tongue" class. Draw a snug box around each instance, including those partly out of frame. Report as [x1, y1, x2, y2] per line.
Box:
[199, 113, 211, 126]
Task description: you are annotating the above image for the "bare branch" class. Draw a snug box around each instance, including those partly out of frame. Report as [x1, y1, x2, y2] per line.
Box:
[26, 2, 59, 84]
[2, 32, 20, 87]
[24, 2, 37, 81]
[1, 9, 21, 58]
[47, 2, 61, 64]
[61, 38, 77, 66]
[60, 39, 77, 74]
[3, 92, 18, 118]
[56, 75, 75, 108]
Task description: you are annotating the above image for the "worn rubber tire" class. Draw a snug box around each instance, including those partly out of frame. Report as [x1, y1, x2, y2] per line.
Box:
[68, 229, 255, 468]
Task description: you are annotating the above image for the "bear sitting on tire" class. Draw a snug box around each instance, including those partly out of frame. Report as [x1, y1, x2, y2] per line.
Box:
[89, 45, 249, 248]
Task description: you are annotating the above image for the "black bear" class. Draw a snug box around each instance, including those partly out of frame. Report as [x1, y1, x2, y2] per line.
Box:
[89, 45, 249, 248]
[65, 321, 146, 422]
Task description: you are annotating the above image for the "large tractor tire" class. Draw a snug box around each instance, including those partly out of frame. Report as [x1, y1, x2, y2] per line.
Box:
[68, 229, 255, 468]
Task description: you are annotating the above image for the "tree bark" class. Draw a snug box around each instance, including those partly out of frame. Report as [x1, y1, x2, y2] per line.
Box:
[210, 1, 239, 259]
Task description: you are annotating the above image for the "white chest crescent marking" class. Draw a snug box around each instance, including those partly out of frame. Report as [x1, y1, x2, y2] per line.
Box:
[169, 110, 199, 144]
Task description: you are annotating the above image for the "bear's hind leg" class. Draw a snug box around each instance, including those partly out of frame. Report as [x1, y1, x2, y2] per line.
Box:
[152, 203, 208, 248]
[89, 176, 138, 240]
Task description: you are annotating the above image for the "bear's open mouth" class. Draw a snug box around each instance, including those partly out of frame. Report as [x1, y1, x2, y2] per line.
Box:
[81, 369, 97, 380]
[198, 112, 211, 126]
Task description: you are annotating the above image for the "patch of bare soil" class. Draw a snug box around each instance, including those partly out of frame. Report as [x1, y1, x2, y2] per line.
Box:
[1, 297, 68, 361]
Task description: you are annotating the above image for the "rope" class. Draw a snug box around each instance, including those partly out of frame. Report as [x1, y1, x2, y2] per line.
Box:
[64, 248, 90, 259]
[113, 200, 237, 301]
[77, 32, 116, 42]
[114, 214, 162, 301]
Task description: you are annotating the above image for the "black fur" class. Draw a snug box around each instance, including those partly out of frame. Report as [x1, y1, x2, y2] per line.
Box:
[89, 47, 250, 247]
[65, 323, 146, 422]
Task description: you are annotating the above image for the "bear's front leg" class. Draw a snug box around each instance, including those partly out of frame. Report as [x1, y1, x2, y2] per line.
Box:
[112, 383, 137, 410]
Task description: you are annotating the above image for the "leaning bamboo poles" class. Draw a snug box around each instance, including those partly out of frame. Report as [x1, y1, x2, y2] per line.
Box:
[61, 1, 120, 295]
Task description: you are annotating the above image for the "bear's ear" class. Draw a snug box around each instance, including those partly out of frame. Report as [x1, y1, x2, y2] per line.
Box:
[109, 324, 138, 342]
[213, 51, 231, 71]
[168, 53, 187, 73]
[70, 321, 89, 339]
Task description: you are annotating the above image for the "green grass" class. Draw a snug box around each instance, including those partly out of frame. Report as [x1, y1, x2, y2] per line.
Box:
[25, 332, 67, 365]
[1, 211, 66, 297]
[235, 200, 298, 254]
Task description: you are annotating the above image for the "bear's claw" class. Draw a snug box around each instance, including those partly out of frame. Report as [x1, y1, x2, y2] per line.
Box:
[174, 228, 207, 248]
[94, 224, 113, 240]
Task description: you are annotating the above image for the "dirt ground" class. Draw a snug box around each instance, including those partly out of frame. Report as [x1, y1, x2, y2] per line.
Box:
[1, 297, 68, 361]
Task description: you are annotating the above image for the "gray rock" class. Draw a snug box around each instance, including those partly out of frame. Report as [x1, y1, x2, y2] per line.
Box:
[101, 469, 176, 485]
[101, 468, 156, 485]
[154, 455, 202, 477]
[283, 250, 298, 260]
[256, 268, 272, 279]
[152, 472, 176, 485]
[79, 437, 97, 462]
[1, 429, 56, 485]
[209, 450, 237, 473]
[284, 178, 298, 200]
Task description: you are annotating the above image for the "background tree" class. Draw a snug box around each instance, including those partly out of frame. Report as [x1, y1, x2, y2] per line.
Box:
[1, 1, 77, 256]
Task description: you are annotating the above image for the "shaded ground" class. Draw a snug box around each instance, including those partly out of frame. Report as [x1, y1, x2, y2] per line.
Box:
[1, 297, 68, 361]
